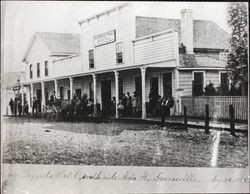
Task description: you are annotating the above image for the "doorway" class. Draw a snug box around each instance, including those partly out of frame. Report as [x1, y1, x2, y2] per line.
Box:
[163, 72, 172, 116]
[36, 89, 42, 112]
[150, 77, 159, 96]
[101, 79, 112, 114]
[135, 76, 142, 96]
[75, 89, 82, 99]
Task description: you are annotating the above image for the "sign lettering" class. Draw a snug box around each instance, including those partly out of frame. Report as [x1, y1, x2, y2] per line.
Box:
[93, 30, 116, 47]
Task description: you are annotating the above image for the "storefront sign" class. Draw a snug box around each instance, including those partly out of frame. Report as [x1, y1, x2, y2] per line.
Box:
[93, 30, 116, 47]
[13, 86, 21, 91]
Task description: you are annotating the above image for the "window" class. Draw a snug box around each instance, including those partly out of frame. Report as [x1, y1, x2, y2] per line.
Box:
[30, 64, 33, 79]
[89, 50, 94, 68]
[193, 72, 204, 96]
[220, 72, 229, 95]
[116, 42, 123, 64]
[59, 87, 64, 99]
[37, 63, 40, 78]
[45, 61, 48, 76]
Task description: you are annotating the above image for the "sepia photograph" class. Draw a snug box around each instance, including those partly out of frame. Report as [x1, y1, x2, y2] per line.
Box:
[1, 1, 249, 193]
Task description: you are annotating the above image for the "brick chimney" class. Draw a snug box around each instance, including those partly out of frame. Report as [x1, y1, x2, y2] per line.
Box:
[181, 9, 193, 54]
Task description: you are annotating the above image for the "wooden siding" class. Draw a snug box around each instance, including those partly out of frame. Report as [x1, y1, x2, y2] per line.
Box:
[53, 56, 82, 78]
[134, 33, 175, 66]
[25, 37, 52, 81]
[81, 7, 135, 72]
[179, 70, 222, 97]
[181, 96, 248, 120]
[205, 70, 220, 87]
[179, 71, 193, 96]
[57, 79, 70, 100]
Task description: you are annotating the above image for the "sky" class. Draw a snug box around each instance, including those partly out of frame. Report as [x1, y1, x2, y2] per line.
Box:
[1, 1, 230, 73]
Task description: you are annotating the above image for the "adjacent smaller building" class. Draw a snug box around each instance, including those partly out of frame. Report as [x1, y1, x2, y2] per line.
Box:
[2, 71, 26, 115]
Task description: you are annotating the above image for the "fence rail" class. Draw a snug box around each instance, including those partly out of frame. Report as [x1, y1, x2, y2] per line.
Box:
[181, 96, 248, 120]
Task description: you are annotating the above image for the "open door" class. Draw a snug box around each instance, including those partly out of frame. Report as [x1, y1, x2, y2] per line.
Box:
[101, 80, 112, 114]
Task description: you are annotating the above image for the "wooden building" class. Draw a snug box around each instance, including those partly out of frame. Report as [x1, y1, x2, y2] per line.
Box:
[20, 3, 229, 118]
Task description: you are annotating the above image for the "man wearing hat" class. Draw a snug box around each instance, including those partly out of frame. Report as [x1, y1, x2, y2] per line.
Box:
[126, 92, 132, 116]
[50, 91, 57, 102]
[32, 97, 38, 115]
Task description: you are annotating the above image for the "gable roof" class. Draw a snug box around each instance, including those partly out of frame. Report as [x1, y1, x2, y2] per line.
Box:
[36, 32, 80, 55]
[136, 16, 229, 50]
[2, 71, 26, 88]
[23, 32, 80, 61]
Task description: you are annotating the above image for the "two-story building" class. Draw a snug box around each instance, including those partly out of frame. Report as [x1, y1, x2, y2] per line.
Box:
[20, 3, 229, 118]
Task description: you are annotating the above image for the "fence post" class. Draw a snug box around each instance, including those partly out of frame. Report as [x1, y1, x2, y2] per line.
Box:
[205, 104, 209, 134]
[161, 104, 165, 127]
[184, 106, 187, 130]
[229, 104, 236, 136]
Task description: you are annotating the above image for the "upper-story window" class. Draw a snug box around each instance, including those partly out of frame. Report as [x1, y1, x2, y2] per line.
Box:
[89, 50, 94, 69]
[45, 61, 48, 76]
[30, 64, 33, 79]
[37, 62, 40, 78]
[116, 42, 123, 64]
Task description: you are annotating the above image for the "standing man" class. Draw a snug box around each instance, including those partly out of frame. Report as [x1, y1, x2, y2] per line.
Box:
[161, 96, 167, 126]
[122, 93, 127, 116]
[9, 98, 14, 115]
[50, 91, 56, 102]
[17, 98, 22, 116]
[32, 97, 38, 115]
[13, 98, 18, 116]
[126, 92, 132, 116]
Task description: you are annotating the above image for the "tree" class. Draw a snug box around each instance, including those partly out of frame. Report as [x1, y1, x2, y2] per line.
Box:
[226, 2, 248, 96]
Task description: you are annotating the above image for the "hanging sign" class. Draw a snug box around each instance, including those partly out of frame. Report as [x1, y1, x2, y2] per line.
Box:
[13, 86, 21, 91]
[93, 30, 116, 47]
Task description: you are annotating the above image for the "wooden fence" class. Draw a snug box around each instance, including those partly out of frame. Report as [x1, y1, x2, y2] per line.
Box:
[181, 96, 248, 120]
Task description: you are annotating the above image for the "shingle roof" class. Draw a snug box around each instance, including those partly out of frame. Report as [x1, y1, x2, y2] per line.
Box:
[179, 54, 227, 68]
[136, 16, 229, 50]
[36, 32, 80, 55]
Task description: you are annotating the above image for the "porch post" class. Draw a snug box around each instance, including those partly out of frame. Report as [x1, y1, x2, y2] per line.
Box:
[92, 74, 97, 116]
[175, 68, 180, 115]
[30, 83, 33, 115]
[141, 67, 147, 119]
[41, 81, 45, 112]
[69, 77, 73, 100]
[114, 70, 119, 118]
[54, 79, 58, 98]
[21, 85, 24, 115]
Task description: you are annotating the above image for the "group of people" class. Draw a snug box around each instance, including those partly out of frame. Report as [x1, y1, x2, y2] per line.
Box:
[111, 91, 142, 117]
[73, 93, 94, 116]
[110, 90, 175, 117]
[9, 97, 29, 116]
[8, 89, 174, 118]
[148, 89, 175, 117]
